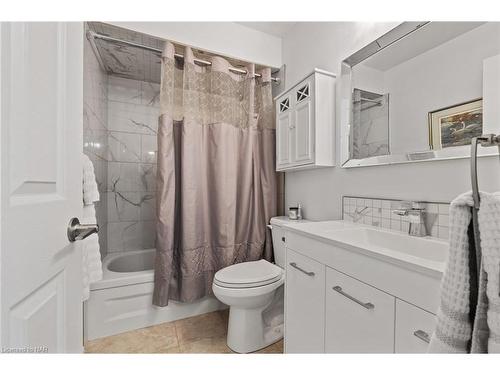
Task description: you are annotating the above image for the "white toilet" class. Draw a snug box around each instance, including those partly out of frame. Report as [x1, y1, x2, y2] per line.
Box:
[212, 216, 300, 353]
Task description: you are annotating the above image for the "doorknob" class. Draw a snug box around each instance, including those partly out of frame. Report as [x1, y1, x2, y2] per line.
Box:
[67, 218, 99, 242]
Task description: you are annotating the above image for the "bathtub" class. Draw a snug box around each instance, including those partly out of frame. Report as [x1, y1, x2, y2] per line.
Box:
[84, 249, 225, 341]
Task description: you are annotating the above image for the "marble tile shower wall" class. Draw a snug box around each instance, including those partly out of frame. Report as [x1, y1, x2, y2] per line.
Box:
[106, 76, 160, 253]
[83, 31, 109, 258]
[342, 196, 451, 240]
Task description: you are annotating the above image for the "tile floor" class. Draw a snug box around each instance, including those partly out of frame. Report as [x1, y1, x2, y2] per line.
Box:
[84, 309, 284, 354]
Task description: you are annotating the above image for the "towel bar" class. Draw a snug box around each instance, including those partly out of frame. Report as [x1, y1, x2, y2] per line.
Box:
[471, 134, 500, 209]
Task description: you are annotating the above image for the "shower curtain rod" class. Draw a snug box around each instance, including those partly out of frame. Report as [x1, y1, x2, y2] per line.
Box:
[87, 31, 281, 83]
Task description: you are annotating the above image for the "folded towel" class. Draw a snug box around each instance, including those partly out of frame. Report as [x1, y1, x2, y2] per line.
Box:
[83, 154, 100, 205]
[82, 155, 103, 301]
[81, 204, 102, 301]
[428, 192, 477, 353]
[429, 192, 500, 353]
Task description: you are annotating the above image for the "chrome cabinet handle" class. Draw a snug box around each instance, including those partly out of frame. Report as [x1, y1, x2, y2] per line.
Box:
[289, 262, 315, 276]
[67, 217, 99, 242]
[332, 286, 375, 310]
[413, 330, 430, 344]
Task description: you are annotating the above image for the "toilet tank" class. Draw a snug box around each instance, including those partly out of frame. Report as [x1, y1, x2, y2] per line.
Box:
[269, 216, 309, 269]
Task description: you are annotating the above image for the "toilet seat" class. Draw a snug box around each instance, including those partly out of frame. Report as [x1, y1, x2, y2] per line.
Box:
[214, 259, 283, 289]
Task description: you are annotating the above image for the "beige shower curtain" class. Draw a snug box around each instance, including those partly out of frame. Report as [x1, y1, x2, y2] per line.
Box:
[153, 42, 280, 307]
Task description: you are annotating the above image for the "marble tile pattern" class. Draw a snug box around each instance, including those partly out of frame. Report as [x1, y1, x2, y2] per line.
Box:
[351, 90, 390, 160]
[106, 76, 160, 253]
[342, 196, 451, 240]
[84, 309, 284, 354]
[83, 26, 109, 258]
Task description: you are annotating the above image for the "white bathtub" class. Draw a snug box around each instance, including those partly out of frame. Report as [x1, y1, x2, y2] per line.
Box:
[84, 249, 225, 341]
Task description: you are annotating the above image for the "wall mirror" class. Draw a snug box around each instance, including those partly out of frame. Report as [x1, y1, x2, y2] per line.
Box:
[339, 22, 500, 168]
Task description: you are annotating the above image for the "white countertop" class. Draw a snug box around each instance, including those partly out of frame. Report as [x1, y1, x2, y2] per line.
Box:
[281, 220, 448, 277]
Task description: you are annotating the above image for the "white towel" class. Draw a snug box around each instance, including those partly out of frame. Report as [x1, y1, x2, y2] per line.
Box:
[82, 155, 103, 301]
[429, 192, 500, 353]
[477, 192, 500, 352]
[83, 154, 100, 205]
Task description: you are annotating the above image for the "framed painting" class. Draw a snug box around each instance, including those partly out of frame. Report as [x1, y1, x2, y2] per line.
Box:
[429, 99, 483, 150]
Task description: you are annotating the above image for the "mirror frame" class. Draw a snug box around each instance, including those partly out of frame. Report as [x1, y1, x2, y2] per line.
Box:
[339, 21, 499, 168]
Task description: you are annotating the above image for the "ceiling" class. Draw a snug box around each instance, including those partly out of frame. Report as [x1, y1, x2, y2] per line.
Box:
[237, 22, 297, 38]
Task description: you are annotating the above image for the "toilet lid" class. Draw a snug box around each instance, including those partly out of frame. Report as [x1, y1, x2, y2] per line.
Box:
[214, 260, 283, 288]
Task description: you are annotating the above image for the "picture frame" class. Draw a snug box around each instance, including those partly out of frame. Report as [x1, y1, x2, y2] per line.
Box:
[428, 98, 483, 150]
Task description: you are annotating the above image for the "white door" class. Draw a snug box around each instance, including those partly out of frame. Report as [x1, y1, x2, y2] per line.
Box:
[292, 99, 313, 164]
[276, 95, 291, 169]
[325, 267, 395, 353]
[395, 299, 435, 353]
[285, 249, 325, 353]
[1, 22, 84, 353]
[291, 80, 314, 165]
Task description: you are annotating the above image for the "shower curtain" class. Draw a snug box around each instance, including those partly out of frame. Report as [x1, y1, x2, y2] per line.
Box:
[153, 42, 279, 307]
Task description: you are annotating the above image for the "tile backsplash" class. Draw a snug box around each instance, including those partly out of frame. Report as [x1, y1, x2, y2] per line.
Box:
[342, 196, 450, 240]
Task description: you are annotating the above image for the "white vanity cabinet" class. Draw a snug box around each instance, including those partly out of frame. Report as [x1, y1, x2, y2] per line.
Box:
[283, 227, 442, 353]
[275, 69, 335, 171]
[284, 249, 325, 353]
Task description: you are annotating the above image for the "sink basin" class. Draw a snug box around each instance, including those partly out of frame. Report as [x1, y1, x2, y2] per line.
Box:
[284, 220, 358, 234]
[283, 220, 448, 273]
[329, 227, 447, 263]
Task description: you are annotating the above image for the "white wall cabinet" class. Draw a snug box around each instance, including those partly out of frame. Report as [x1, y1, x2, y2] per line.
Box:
[284, 230, 440, 353]
[275, 69, 335, 171]
[285, 249, 325, 353]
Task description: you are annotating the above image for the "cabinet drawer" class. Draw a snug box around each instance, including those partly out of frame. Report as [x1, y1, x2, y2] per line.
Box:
[395, 299, 436, 353]
[285, 249, 325, 353]
[325, 267, 395, 353]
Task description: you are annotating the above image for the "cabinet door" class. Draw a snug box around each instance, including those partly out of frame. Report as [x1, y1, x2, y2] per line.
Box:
[325, 267, 395, 353]
[293, 100, 313, 164]
[291, 81, 314, 165]
[285, 249, 325, 353]
[395, 299, 436, 353]
[276, 96, 291, 169]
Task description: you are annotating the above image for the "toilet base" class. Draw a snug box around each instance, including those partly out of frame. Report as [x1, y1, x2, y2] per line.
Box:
[226, 306, 284, 353]
[212, 273, 285, 354]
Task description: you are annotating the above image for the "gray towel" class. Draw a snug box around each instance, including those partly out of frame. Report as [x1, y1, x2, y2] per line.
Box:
[429, 192, 500, 353]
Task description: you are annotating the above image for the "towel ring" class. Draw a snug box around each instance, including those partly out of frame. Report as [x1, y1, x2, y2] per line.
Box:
[470, 134, 500, 209]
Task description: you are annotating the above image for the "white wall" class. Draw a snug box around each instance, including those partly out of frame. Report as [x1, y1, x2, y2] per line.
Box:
[282, 22, 500, 220]
[108, 22, 282, 68]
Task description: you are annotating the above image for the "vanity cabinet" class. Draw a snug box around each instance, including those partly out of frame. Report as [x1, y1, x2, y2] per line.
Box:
[285, 249, 325, 353]
[325, 267, 395, 353]
[275, 69, 335, 171]
[283, 228, 441, 353]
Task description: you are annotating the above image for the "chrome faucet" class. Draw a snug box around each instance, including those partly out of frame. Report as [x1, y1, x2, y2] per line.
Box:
[347, 206, 371, 223]
[393, 201, 427, 237]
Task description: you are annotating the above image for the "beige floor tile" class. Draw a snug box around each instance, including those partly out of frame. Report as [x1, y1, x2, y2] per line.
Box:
[175, 311, 227, 345]
[179, 336, 233, 354]
[218, 309, 229, 325]
[255, 340, 284, 354]
[85, 321, 178, 354]
[84, 309, 283, 354]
